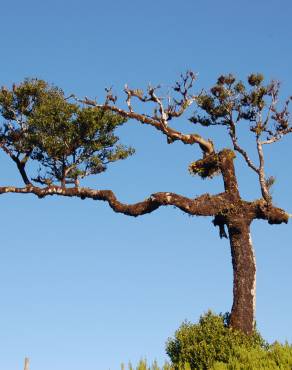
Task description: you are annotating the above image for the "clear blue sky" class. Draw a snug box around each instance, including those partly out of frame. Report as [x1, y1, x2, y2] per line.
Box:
[1, 1, 292, 369]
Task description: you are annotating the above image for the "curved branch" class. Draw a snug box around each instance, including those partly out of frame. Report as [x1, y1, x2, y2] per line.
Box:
[256, 138, 271, 202]
[0, 185, 227, 217]
[228, 124, 258, 173]
[261, 127, 292, 145]
[1, 184, 289, 228]
[0, 144, 32, 185]
[75, 98, 215, 155]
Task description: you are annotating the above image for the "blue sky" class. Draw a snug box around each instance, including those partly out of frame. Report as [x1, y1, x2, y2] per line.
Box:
[1, 1, 292, 369]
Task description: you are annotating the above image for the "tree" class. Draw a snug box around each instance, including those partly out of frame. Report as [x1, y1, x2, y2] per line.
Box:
[0, 73, 291, 335]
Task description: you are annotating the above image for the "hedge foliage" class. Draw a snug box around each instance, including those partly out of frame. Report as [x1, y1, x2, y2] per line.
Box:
[166, 311, 292, 369]
[122, 311, 292, 369]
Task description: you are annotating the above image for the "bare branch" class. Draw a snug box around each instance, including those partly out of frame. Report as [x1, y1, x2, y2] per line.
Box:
[0, 143, 32, 185]
[228, 122, 258, 173]
[256, 138, 271, 202]
[104, 86, 117, 105]
[261, 127, 292, 145]
[74, 72, 214, 155]
[147, 85, 168, 128]
[0, 185, 228, 217]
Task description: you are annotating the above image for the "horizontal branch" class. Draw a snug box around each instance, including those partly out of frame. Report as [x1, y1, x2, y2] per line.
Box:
[260, 127, 292, 145]
[0, 185, 227, 217]
[1, 185, 289, 228]
[253, 199, 289, 225]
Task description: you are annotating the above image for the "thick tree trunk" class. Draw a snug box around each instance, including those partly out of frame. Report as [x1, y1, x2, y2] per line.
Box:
[218, 150, 256, 334]
[227, 218, 256, 335]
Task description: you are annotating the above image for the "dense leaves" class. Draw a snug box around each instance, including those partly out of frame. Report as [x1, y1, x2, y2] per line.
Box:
[122, 343, 292, 369]
[166, 311, 266, 369]
[0, 79, 134, 186]
[119, 312, 292, 369]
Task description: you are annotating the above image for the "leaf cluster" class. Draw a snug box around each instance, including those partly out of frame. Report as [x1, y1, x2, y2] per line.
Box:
[190, 73, 291, 140]
[188, 154, 220, 179]
[0, 79, 134, 186]
[212, 342, 292, 370]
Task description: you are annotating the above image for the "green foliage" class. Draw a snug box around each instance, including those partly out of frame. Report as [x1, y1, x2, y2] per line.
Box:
[120, 341, 292, 370]
[166, 311, 267, 370]
[188, 154, 220, 179]
[212, 342, 292, 369]
[0, 79, 134, 186]
[98, 312, 292, 370]
[190, 73, 290, 140]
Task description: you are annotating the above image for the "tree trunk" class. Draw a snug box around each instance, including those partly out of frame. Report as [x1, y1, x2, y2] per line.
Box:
[227, 218, 256, 335]
[24, 357, 30, 370]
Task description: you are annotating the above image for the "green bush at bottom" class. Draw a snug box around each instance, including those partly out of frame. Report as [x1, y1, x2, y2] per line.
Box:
[121, 311, 292, 369]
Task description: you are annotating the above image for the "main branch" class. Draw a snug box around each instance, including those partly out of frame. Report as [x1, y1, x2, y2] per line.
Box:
[0, 185, 227, 217]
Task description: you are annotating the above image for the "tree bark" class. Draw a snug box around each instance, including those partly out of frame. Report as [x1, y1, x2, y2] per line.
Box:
[218, 150, 256, 334]
[227, 218, 256, 335]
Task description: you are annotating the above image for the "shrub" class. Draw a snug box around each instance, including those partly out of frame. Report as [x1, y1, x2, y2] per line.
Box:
[166, 311, 267, 369]
[212, 342, 292, 369]
[121, 312, 292, 369]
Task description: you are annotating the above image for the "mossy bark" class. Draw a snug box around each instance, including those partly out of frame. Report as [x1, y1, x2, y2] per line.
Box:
[227, 219, 256, 335]
[219, 150, 256, 334]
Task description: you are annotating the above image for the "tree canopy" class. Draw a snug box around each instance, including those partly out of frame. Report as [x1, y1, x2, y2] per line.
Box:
[0, 72, 291, 335]
[0, 79, 134, 188]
